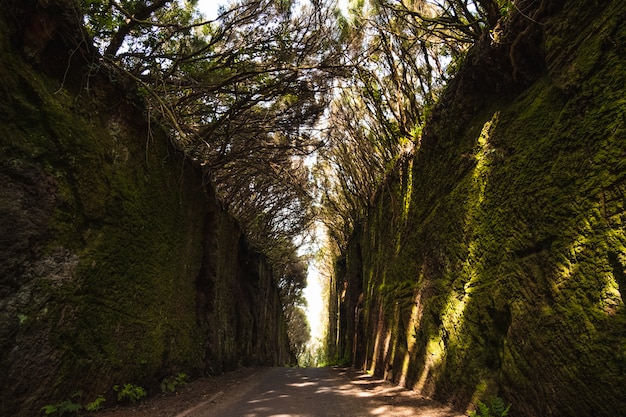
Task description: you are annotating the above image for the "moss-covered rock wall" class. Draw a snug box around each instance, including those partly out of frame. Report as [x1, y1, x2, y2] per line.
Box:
[0, 3, 291, 415]
[332, 1, 626, 416]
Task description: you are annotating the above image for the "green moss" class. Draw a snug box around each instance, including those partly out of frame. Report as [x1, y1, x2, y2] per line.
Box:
[0, 28, 208, 410]
[334, 1, 626, 415]
[2, 8, 293, 415]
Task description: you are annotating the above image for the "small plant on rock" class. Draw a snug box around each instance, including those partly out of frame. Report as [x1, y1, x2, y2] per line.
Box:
[114, 383, 147, 404]
[41, 399, 83, 416]
[85, 395, 106, 412]
[468, 396, 511, 417]
[161, 373, 188, 393]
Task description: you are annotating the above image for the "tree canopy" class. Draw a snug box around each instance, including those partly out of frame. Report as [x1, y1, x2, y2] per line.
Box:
[75, 0, 509, 360]
[81, 0, 343, 251]
[318, 0, 499, 252]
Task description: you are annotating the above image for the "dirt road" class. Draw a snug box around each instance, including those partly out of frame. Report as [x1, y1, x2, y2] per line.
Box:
[100, 367, 466, 417]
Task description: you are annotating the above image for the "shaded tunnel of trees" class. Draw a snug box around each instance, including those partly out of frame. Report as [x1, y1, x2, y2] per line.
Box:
[1, 0, 625, 416]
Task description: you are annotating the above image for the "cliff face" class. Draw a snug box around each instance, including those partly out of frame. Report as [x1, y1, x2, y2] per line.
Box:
[0, 4, 291, 416]
[332, 1, 626, 416]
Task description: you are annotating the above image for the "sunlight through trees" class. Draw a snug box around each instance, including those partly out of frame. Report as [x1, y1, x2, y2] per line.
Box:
[77, 0, 500, 364]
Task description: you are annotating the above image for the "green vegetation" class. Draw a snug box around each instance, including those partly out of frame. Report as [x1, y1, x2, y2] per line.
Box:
[84, 396, 105, 412]
[41, 391, 105, 416]
[41, 400, 82, 416]
[0, 2, 294, 414]
[114, 383, 147, 404]
[2, 0, 625, 416]
[469, 397, 511, 417]
[41, 394, 105, 415]
[161, 373, 188, 393]
[80, 0, 337, 262]
[328, 1, 626, 416]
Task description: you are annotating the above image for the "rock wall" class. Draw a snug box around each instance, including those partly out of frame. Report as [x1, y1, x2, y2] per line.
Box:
[331, 1, 626, 416]
[0, 3, 291, 415]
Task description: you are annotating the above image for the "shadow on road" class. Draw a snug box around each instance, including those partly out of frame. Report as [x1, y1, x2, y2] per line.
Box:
[201, 367, 464, 417]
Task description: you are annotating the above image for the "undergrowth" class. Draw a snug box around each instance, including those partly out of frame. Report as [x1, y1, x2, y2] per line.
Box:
[468, 396, 511, 417]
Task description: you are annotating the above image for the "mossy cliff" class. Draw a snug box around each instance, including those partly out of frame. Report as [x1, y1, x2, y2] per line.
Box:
[331, 1, 626, 416]
[0, 2, 291, 415]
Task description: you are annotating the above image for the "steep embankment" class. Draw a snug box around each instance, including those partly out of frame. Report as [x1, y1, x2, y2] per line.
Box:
[0, 2, 291, 416]
[332, 1, 626, 416]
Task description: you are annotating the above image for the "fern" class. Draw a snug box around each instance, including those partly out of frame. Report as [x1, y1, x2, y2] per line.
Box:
[161, 373, 188, 393]
[41, 405, 58, 415]
[41, 399, 83, 416]
[468, 396, 511, 417]
[489, 396, 511, 416]
[114, 383, 147, 404]
[85, 395, 106, 412]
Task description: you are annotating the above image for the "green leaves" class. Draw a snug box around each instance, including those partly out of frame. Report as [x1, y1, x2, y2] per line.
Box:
[319, 0, 500, 251]
[468, 396, 511, 417]
[41, 399, 82, 416]
[84, 395, 106, 412]
[79, 1, 329, 360]
[78, 0, 344, 264]
[114, 383, 147, 404]
[161, 373, 188, 393]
